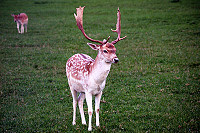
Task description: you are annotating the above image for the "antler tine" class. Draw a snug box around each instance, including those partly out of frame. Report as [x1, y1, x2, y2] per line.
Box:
[74, 6, 110, 45]
[111, 7, 127, 44]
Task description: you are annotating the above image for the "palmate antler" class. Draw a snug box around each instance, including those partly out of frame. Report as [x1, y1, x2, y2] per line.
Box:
[111, 7, 127, 44]
[74, 6, 110, 45]
[74, 6, 126, 45]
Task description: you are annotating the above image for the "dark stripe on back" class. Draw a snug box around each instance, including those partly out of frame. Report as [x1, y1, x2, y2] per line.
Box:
[80, 54, 87, 59]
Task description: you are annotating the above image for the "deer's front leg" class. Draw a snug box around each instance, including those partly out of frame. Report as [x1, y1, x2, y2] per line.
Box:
[85, 92, 93, 131]
[95, 91, 102, 127]
[17, 22, 20, 33]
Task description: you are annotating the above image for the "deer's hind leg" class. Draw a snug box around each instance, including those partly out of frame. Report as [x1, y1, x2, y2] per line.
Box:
[24, 24, 27, 32]
[78, 93, 86, 125]
[70, 88, 78, 125]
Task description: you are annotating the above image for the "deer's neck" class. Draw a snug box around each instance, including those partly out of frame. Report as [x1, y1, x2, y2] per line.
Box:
[90, 52, 112, 85]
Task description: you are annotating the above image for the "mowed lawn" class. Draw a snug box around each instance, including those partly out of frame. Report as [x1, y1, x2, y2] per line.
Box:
[0, 0, 199, 132]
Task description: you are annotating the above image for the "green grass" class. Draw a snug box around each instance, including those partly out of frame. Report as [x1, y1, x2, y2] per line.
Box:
[0, 0, 200, 132]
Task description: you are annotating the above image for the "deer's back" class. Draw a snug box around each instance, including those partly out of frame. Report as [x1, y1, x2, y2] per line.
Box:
[18, 13, 28, 24]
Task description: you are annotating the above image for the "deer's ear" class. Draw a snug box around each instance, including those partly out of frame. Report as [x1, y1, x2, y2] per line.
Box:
[87, 43, 100, 50]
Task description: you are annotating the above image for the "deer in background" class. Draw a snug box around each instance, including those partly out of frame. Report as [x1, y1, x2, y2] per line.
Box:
[11, 13, 28, 34]
[66, 6, 126, 131]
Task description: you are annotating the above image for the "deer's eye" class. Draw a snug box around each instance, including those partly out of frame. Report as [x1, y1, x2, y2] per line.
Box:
[103, 50, 108, 53]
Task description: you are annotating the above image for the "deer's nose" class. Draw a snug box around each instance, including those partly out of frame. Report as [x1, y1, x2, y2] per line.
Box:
[113, 58, 119, 63]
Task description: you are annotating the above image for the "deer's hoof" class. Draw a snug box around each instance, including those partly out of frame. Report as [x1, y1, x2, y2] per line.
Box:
[88, 127, 92, 131]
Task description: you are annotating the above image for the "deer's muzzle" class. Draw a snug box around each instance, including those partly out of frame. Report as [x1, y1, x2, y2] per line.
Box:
[113, 58, 119, 63]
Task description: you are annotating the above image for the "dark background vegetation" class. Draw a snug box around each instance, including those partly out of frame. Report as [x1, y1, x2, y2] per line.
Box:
[0, 0, 199, 132]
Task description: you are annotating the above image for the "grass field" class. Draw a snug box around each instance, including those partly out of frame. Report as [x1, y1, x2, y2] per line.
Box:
[0, 0, 200, 132]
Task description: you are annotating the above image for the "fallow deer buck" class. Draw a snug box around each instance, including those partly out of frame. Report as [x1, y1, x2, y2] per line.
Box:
[11, 13, 28, 34]
[66, 6, 126, 131]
